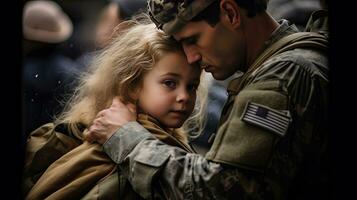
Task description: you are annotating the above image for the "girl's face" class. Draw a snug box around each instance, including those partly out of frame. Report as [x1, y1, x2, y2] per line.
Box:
[137, 51, 201, 128]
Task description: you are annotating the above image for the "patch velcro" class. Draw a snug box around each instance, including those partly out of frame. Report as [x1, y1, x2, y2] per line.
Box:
[241, 102, 291, 137]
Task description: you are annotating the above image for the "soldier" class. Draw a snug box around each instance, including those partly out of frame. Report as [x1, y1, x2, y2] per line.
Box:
[86, 0, 329, 199]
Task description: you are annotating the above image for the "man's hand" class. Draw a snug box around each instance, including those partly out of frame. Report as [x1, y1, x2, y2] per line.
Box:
[86, 96, 137, 144]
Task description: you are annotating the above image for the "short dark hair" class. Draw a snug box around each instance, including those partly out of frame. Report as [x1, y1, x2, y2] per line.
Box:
[192, 0, 269, 27]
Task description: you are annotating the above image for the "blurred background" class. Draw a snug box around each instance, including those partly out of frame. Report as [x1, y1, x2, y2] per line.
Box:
[22, 0, 147, 143]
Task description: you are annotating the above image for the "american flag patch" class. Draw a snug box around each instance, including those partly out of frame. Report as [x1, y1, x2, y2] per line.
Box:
[241, 102, 291, 137]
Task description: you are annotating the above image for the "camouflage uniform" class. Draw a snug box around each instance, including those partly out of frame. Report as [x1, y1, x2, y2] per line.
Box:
[104, 1, 329, 199]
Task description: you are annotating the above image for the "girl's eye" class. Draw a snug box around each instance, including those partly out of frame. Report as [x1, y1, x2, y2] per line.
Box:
[163, 80, 176, 89]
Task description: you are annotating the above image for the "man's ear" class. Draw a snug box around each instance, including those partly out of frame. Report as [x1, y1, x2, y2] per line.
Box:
[220, 0, 241, 28]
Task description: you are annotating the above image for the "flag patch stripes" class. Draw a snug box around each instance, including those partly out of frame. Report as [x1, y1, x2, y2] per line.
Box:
[241, 102, 291, 137]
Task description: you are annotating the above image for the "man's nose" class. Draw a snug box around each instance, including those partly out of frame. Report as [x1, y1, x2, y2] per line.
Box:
[182, 44, 201, 64]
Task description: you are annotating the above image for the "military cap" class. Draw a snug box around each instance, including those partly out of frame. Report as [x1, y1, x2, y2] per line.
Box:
[148, 0, 217, 35]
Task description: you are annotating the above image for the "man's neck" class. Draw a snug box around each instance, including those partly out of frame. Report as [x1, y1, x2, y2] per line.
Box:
[244, 12, 279, 68]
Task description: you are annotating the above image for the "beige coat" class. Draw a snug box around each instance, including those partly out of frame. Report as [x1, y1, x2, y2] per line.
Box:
[24, 114, 194, 200]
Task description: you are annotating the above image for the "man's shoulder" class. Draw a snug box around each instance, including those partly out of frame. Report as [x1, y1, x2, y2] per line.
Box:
[247, 47, 329, 106]
[252, 29, 328, 84]
[275, 47, 327, 68]
[259, 47, 328, 80]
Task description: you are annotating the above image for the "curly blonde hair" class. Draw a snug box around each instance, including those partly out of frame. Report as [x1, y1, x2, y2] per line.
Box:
[56, 14, 207, 137]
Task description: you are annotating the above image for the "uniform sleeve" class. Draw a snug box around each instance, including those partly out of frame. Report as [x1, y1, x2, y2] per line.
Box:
[103, 115, 279, 199]
[103, 121, 225, 199]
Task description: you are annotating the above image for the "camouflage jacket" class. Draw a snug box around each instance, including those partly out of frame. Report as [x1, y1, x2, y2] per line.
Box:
[103, 20, 329, 200]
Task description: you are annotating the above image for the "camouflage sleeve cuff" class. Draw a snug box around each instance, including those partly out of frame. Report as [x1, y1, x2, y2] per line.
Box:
[103, 121, 153, 164]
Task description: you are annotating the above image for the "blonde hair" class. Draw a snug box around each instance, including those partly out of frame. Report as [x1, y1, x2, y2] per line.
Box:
[180, 74, 208, 141]
[56, 14, 207, 137]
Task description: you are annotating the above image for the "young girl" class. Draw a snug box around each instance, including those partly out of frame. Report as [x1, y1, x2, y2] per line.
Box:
[24, 16, 206, 199]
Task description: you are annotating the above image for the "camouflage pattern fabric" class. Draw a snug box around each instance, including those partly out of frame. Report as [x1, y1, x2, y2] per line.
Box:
[148, 0, 217, 34]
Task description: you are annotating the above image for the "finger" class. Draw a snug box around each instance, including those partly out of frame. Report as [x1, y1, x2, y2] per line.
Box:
[95, 110, 105, 118]
[84, 130, 94, 143]
[92, 117, 102, 125]
[111, 96, 125, 108]
[126, 102, 137, 114]
[85, 125, 99, 143]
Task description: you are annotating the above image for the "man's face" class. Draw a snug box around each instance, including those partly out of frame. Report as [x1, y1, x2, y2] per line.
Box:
[173, 20, 246, 80]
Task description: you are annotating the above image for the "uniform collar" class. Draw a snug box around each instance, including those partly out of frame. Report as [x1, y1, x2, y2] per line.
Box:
[263, 19, 300, 51]
[227, 20, 299, 96]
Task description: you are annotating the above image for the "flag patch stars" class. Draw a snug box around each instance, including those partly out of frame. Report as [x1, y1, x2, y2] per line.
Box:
[241, 102, 291, 137]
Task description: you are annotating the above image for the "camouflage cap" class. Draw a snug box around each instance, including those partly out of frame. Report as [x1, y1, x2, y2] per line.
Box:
[148, 0, 217, 35]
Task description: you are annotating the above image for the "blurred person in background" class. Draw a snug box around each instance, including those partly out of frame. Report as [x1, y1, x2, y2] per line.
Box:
[95, 0, 148, 48]
[22, 0, 83, 141]
[22, 0, 147, 140]
[75, 0, 147, 71]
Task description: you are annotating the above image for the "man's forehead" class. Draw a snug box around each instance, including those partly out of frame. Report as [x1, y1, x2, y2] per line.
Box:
[173, 21, 201, 41]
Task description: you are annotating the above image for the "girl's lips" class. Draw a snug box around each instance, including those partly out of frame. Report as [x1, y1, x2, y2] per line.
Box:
[170, 110, 188, 117]
[171, 110, 187, 114]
